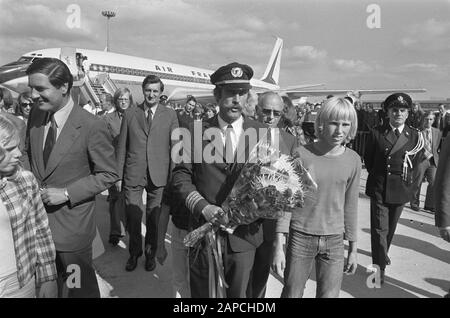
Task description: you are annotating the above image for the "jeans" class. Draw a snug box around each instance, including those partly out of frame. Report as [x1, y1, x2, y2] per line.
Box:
[171, 222, 191, 298]
[282, 229, 344, 298]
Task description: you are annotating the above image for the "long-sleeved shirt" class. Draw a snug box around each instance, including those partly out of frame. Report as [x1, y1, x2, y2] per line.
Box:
[276, 144, 361, 241]
[0, 168, 57, 288]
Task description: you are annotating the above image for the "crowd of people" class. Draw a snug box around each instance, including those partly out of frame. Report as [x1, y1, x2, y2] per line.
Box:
[0, 57, 448, 299]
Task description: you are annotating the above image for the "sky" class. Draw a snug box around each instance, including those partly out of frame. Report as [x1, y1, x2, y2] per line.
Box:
[1, 0, 449, 100]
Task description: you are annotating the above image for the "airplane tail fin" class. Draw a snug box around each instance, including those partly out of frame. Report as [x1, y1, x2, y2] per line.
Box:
[260, 37, 283, 86]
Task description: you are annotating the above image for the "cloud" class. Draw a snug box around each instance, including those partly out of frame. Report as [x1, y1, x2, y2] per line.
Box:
[332, 59, 374, 73]
[285, 46, 327, 62]
[401, 18, 450, 51]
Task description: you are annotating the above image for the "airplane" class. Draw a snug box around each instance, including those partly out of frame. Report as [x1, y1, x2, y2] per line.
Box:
[0, 37, 426, 105]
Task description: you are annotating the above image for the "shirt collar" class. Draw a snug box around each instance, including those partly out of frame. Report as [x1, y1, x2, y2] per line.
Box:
[217, 114, 243, 134]
[52, 97, 74, 128]
[389, 123, 404, 134]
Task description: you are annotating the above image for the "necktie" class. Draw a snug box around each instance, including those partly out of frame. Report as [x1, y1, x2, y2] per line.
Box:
[394, 128, 400, 138]
[147, 108, 153, 130]
[224, 124, 234, 163]
[43, 114, 56, 167]
[424, 129, 432, 160]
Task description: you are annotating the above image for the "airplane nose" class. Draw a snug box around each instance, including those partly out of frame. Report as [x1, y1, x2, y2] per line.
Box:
[0, 61, 30, 85]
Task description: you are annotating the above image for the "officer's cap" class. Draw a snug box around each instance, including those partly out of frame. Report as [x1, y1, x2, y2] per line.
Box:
[384, 93, 412, 110]
[210, 62, 253, 90]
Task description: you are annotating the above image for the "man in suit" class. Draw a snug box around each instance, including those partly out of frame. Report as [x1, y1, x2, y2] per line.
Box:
[434, 133, 450, 297]
[172, 62, 268, 298]
[116, 75, 178, 272]
[247, 91, 297, 298]
[410, 111, 442, 212]
[364, 93, 422, 284]
[26, 58, 118, 297]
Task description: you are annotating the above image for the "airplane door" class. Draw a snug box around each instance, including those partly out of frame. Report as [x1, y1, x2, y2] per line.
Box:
[60, 47, 79, 77]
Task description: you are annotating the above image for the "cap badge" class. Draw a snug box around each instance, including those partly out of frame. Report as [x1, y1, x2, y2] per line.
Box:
[398, 96, 404, 103]
[231, 67, 243, 78]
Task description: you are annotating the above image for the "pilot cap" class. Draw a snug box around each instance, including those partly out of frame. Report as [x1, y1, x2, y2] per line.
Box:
[384, 93, 412, 110]
[210, 62, 253, 90]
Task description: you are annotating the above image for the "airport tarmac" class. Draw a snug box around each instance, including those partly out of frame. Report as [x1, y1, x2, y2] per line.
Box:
[92, 170, 450, 298]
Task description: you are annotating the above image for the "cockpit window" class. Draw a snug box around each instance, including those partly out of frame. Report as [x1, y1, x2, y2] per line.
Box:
[17, 56, 33, 63]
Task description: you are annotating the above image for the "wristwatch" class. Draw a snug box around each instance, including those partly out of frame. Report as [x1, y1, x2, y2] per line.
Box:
[64, 189, 70, 201]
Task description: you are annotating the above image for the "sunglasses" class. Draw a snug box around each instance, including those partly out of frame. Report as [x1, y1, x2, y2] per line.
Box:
[20, 102, 32, 108]
[262, 109, 282, 117]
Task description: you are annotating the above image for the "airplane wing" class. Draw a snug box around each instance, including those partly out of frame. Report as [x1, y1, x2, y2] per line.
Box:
[285, 88, 427, 99]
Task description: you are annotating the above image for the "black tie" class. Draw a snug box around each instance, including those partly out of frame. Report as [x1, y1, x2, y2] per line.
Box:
[224, 124, 234, 163]
[43, 114, 56, 167]
[394, 128, 400, 138]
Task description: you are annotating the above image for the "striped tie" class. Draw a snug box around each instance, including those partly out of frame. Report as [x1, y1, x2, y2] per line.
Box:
[423, 129, 432, 160]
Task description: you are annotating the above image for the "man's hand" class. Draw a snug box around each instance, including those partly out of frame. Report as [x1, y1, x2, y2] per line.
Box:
[271, 233, 286, 278]
[344, 251, 358, 275]
[37, 280, 57, 298]
[40, 188, 69, 205]
[201, 205, 228, 226]
[439, 227, 450, 242]
[115, 180, 122, 192]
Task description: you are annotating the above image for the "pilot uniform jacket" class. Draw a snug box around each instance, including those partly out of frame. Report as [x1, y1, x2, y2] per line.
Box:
[172, 115, 268, 253]
[364, 123, 420, 205]
[27, 104, 119, 251]
[116, 102, 178, 188]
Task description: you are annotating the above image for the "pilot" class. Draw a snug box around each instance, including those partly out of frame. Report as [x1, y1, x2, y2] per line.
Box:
[364, 92, 423, 284]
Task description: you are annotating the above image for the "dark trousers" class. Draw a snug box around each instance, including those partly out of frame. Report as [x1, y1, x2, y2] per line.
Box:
[246, 239, 273, 298]
[124, 180, 164, 257]
[370, 198, 404, 270]
[108, 185, 126, 239]
[55, 245, 100, 298]
[189, 235, 256, 298]
[410, 158, 437, 209]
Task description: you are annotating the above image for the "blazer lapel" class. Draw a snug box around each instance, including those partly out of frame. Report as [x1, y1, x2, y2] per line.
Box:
[149, 104, 164, 134]
[43, 106, 82, 178]
[30, 111, 47, 179]
[137, 103, 148, 136]
[389, 127, 410, 155]
[384, 127, 397, 146]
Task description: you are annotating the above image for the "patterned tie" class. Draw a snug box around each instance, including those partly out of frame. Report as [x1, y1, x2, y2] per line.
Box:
[43, 114, 56, 167]
[423, 129, 432, 160]
[224, 124, 234, 163]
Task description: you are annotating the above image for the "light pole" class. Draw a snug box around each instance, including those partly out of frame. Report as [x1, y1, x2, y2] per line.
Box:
[102, 10, 116, 52]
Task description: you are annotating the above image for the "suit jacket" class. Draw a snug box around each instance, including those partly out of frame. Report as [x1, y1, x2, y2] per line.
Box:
[434, 135, 450, 228]
[262, 128, 298, 242]
[27, 103, 118, 251]
[418, 127, 441, 166]
[102, 110, 123, 150]
[116, 103, 179, 188]
[364, 124, 420, 205]
[172, 115, 269, 252]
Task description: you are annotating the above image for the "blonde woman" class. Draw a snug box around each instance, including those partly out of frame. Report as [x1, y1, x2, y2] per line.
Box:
[0, 115, 57, 297]
[272, 97, 361, 298]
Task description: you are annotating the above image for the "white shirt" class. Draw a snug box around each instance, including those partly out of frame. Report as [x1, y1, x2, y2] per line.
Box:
[43, 98, 74, 149]
[144, 104, 158, 120]
[389, 123, 405, 135]
[218, 115, 243, 154]
[0, 199, 17, 277]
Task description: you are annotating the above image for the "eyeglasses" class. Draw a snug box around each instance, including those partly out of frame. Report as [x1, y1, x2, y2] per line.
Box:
[118, 98, 129, 102]
[262, 109, 282, 117]
[20, 102, 32, 108]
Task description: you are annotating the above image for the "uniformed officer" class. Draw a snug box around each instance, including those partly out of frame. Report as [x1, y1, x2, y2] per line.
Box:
[172, 62, 268, 298]
[364, 92, 423, 284]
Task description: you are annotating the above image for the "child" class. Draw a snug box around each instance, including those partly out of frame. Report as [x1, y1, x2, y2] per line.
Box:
[272, 97, 361, 298]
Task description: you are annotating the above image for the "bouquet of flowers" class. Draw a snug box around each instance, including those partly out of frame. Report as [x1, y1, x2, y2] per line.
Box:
[184, 135, 317, 248]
